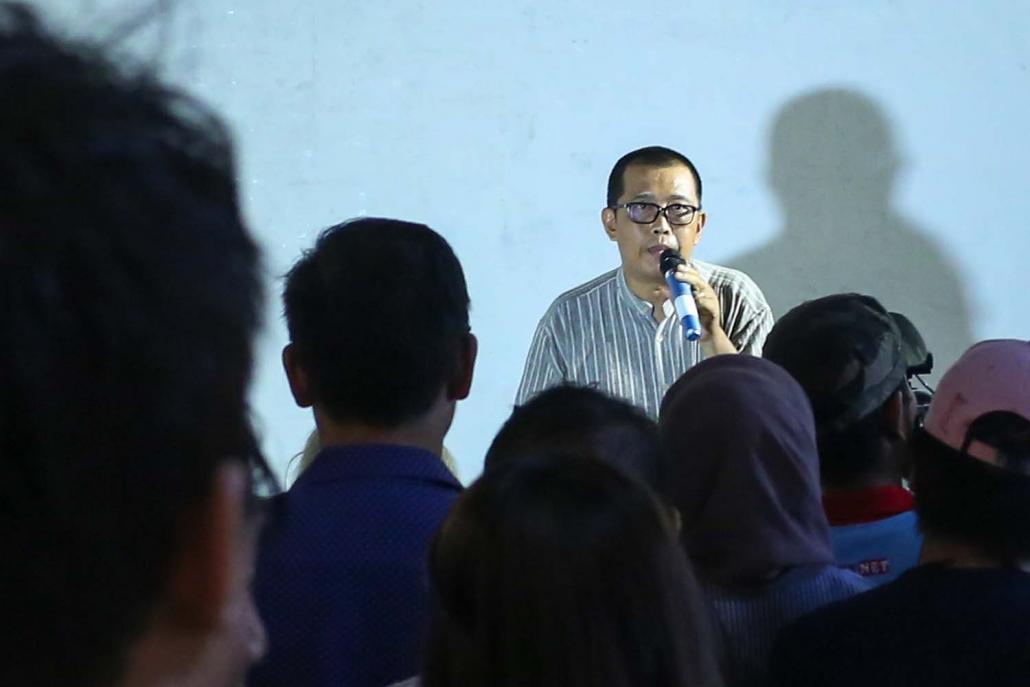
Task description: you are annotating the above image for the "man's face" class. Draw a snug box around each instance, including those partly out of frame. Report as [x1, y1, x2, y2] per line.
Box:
[204, 516, 267, 687]
[183, 465, 268, 687]
[602, 163, 706, 286]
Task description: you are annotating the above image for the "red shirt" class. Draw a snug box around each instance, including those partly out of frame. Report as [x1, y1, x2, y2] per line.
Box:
[822, 486, 914, 526]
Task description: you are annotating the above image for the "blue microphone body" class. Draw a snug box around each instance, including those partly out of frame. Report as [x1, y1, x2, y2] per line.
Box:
[659, 249, 702, 341]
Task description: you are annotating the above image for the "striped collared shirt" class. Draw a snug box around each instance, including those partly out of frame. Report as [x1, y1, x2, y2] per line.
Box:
[515, 259, 773, 419]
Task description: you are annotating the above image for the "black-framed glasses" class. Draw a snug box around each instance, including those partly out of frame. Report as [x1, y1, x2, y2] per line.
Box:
[612, 201, 701, 226]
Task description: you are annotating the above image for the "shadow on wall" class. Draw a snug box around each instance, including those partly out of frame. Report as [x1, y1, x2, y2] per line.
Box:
[728, 88, 973, 378]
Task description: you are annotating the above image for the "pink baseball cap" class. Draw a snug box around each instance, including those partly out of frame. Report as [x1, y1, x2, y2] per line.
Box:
[923, 339, 1030, 467]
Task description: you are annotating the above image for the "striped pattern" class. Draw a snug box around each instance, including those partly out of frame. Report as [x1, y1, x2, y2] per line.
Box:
[516, 259, 774, 418]
[704, 564, 870, 687]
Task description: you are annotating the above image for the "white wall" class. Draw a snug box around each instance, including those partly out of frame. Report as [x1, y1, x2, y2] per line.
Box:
[43, 0, 1030, 483]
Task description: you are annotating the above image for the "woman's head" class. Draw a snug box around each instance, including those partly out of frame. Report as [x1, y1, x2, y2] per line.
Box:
[485, 384, 663, 490]
[658, 355, 833, 586]
[423, 452, 720, 687]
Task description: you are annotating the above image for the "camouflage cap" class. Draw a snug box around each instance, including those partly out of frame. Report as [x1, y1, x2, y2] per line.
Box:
[764, 293, 914, 434]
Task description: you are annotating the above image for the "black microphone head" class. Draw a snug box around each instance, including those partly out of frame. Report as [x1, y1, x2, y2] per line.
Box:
[659, 248, 684, 273]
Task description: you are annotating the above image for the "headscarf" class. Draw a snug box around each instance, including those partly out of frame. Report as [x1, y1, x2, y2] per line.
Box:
[658, 355, 834, 587]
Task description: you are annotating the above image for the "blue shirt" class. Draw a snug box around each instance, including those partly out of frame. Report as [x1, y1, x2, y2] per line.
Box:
[705, 564, 870, 687]
[248, 444, 462, 687]
[830, 511, 923, 585]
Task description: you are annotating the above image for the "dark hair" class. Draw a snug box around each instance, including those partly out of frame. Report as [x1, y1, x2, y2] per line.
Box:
[0, 5, 262, 686]
[423, 453, 721, 687]
[814, 381, 910, 486]
[283, 217, 469, 427]
[913, 412, 1030, 562]
[484, 384, 663, 491]
[607, 146, 703, 208]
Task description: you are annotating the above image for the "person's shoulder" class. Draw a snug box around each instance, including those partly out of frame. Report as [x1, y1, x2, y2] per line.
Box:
[539, 268, 620, 316]
[553, 268, 620, 302]
[821, 564, 875, 594]
[387, 678, 422, 687]
[774, 564, 872, 609]
[802, 565, 904, 623]
[696, 259, 771, 317]
[780, 574, 879, 645]
[768, 578, 888, 685]
[922, 565, 1030, 609]
[695, 258, 765, 296]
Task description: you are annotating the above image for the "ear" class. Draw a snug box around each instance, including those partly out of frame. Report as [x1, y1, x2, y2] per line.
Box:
[282, 343, 313, 408]
[165, 462, 247, 630]
[601, 207, 618, 241]
[447, 332, 478, 401]
[882, 389, 908, 440]
[667, 505, 682, 534]
[692, 211, 707, 245]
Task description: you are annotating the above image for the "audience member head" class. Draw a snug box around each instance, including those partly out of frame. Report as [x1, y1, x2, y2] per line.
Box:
[912, 340, 1030, 567]
[282, 218, 476, 450]
[423, 452, 721, 687]
[0, 5, 268, 686]
[659, 356, 834, 586]
[484, 384, 663, 491]
[763, 293, 919, 490]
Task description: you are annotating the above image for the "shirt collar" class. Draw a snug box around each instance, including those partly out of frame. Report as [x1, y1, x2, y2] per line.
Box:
[294, 443, 462, 492]
[616, 267, 662, 319]
[822, 485, 915, 526]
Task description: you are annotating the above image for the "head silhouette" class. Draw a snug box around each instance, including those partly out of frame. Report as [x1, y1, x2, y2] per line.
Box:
[768, 88, 898, 224]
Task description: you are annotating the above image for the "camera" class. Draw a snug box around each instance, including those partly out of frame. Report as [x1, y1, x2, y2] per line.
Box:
[906, 352, 934, 430]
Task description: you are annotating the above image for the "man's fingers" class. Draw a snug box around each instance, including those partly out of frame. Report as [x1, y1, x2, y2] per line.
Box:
[671, 266, 720, 325]
[673, 266, 702, 285]
[674, 266, 708, 294]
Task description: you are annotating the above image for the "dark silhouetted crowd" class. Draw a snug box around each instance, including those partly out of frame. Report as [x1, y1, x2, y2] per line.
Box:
[3, 6, 1028, 687]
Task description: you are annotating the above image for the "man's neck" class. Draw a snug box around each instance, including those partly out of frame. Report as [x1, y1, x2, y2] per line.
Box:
[623, 270, 668, 322]
[823, 443, 908, 492]
[313, 402, 452, 458]
[317, 424, 442, 456]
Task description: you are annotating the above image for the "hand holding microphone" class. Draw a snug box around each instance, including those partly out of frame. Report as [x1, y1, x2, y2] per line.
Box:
[659, 249, 703, 341]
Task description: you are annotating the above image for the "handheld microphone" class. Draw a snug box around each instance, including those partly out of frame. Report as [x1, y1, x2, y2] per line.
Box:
[659, 249, 702, 341]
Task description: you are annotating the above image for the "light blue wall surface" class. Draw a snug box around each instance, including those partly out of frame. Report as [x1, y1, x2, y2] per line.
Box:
[43, 0, 1030, 483]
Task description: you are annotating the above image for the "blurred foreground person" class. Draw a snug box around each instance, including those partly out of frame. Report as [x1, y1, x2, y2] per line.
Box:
[485, 383, 664, 490]
[416, 453, 722, 687]
[0, 4, 269, 685]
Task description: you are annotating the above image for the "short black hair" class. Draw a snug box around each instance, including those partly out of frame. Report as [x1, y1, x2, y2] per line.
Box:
[484, 385, 663, 491]
[423, 453, 720, 687]
[913, 412, 1030, 562]
[606, 146, 702, 208]
[0, 5, 262, 686]
[283, 218, 470, 427]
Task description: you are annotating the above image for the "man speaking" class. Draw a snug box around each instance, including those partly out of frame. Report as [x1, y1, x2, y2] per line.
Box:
[516, 146, 773, 418]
